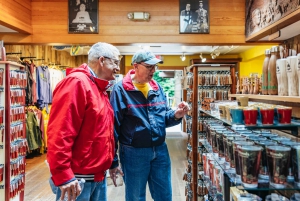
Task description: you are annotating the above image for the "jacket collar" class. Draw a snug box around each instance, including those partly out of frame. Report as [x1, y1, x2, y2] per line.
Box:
[69, 63, 110, 92]
[122, 69, 159, 91]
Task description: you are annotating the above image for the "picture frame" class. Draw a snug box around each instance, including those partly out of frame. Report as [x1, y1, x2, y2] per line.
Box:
[179, 0, 210, 34]
[68, 0, 99, 34]
[245, 0, 300, 38]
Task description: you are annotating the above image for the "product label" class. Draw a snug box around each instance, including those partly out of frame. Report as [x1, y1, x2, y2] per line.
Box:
[238, 150, 250, 158]
[286, 62, 292, 72]
[276, 65, 280, 74]
[269, 152, 283, 159]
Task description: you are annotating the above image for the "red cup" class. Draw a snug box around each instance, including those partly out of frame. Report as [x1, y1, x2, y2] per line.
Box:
[260, 108, 274, 125]
[243, 108, 258, 126]
[277, 107, 292, 124]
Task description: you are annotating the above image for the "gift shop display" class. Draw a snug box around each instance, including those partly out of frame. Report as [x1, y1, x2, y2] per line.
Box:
[185, 63, 300, 201]
[0, 61, 27, 201]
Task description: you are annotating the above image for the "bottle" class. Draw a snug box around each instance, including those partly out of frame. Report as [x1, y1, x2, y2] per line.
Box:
[262, 49, 270, 95]
[58, 179, 85, 201]
[268, 46, 279, 95]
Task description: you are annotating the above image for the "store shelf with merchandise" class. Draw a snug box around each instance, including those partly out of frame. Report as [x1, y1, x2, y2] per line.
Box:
[229, 94, 300, 103]
[0, 61, 27, 201]
[187, 62, 300, 201]
[199, 109, 300, 136]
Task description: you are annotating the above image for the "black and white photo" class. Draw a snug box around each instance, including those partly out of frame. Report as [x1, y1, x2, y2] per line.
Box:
[68, 0, 98, 34]
[179, 0, 210, 34]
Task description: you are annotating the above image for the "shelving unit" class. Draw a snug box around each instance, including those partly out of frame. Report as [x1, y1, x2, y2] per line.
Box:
[229, 94, 300, 103]
[187, 63, 300, 201]
[200, 109, 300, 136]
[0, 61, 26, 201]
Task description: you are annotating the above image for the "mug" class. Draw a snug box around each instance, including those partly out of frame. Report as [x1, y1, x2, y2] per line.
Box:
[259, 107, 274, 125]
[218, 105, 226, 118]
[243, 107, 258, 126]
[237, 96, 248, 107]
[276, 106, 292, 124]
[230, 107, 244, 125]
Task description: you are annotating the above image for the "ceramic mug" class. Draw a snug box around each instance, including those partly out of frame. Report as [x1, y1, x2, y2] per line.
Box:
[225, 105, 231, 121]
[243, 107, 258, 126]
[259, 107, 274, 125]
[218, 105, 226, 118]
[276, 106, 292, 124]
[237, 96, 249, 107]
[230, 107, 244, 125]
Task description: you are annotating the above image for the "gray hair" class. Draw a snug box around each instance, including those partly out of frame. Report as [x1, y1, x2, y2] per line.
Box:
[88, 42, 120, 63]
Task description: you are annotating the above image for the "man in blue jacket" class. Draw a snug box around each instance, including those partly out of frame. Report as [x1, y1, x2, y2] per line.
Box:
[109, 49, 190, 201]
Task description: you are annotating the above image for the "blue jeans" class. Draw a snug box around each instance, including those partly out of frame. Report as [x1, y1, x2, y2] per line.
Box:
[55, 177, 107, 201]
[120, 142, 172, 201]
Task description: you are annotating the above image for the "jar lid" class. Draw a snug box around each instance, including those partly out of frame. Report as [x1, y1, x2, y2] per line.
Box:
[265, 49, 271, 55]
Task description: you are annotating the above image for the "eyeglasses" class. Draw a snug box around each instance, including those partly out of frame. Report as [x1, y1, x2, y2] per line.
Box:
[100, 56, 121, 66]
[138, 63, 159, 71]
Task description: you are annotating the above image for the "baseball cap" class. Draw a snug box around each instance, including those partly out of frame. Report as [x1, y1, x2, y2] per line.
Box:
[131, 49, 163, 65]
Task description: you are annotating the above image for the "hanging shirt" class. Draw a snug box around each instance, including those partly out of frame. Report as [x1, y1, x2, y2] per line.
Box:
[36, 65, 52, 109]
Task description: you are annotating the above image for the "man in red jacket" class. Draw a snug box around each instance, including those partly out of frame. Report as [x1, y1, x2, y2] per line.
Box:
[47, 42, 121, 201]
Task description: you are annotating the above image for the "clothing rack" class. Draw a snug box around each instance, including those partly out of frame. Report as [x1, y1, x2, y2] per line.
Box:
[6, 52, 22, 55]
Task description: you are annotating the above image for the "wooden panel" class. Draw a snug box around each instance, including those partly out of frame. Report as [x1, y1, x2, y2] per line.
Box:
[229, 94, 300, 103]
[0, 0, 247, 45]
[246, 8, 300, 42]
[0, 0, 32, 34]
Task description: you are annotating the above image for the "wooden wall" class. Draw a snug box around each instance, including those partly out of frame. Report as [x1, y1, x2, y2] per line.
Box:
[0, 0, 32, 34]
[0, 0, 246, 45]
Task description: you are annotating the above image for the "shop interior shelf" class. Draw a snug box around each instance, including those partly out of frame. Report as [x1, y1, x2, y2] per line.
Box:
[199, 138, 300, 192]
[199, 109, 300, 136]
[236, 183, 300, 191]
[228, 94, 300, 103]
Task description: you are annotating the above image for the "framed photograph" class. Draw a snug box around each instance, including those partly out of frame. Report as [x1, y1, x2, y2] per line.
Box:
[245, 0, 300, 38]
[179, 0, 210, 34]
[68, 0, 99, 34]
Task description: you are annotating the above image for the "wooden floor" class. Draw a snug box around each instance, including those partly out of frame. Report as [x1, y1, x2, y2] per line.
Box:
[24, 133, 188, 201]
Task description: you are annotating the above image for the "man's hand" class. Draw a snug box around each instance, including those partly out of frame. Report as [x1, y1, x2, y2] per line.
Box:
[109, 166, 124, 187]
[59, 180, 81, 201]
[174, 101, 190, 119]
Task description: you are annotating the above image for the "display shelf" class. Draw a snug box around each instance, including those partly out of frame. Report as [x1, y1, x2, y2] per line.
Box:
[199, 171, 224, 201]
[228, 94, 300, 103]
[199, 139, 300, 192]
[199, 109, 300, 136]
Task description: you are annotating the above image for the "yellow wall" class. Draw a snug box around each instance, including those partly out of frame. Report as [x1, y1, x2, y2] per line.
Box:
[239, 45, 274, 77]
[125, 54, 241, 67]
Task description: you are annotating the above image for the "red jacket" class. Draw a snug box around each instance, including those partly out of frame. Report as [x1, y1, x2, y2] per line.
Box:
[47, 64, 114, 186]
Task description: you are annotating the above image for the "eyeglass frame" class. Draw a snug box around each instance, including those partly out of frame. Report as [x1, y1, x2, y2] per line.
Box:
[98, 56, 121, 67]
[137, 62, 159, 71]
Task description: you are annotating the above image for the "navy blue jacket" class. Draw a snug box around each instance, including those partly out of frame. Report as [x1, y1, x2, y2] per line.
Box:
[110, 70, 181, 168]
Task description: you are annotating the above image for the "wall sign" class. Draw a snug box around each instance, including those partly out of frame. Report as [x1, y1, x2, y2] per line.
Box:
[68, 0, 99, 34]
[179, 0, 210, 34]
[245, 0, 300, 38]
